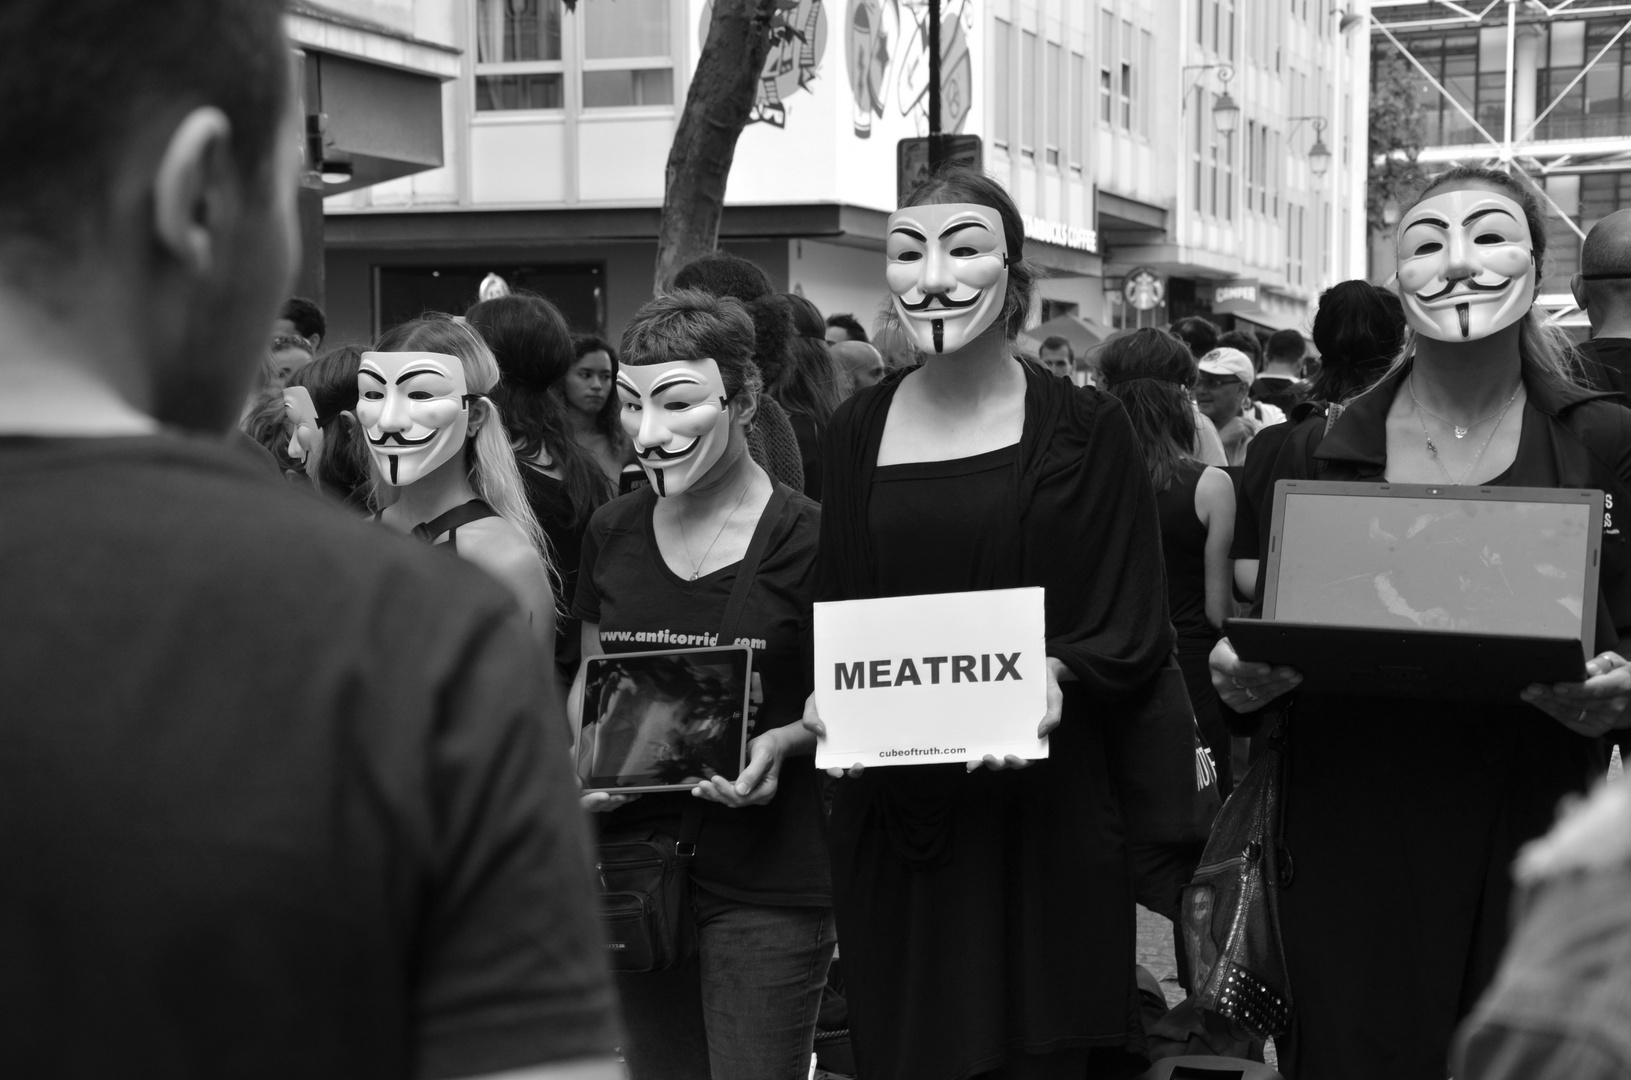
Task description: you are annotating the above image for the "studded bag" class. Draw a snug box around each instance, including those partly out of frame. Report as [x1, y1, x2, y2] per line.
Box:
[1180, 709, 1295, 1039]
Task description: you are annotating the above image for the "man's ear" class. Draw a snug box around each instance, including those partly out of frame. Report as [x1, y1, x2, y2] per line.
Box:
[1571, 272, 1588, 311]
[151, 106, 234, 276]
[731, 390, 759, 430]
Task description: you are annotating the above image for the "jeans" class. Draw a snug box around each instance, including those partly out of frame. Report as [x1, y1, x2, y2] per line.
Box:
[618, 886, 836, 1080]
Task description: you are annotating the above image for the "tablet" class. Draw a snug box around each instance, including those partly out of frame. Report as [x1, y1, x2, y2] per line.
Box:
[577, 645, 753, 793]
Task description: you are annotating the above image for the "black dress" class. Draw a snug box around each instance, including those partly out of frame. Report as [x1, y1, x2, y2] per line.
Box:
[1243, 364, 1631, 1080]
[1154, 459, 1229, 794]
[818, 366, 1175, 1080]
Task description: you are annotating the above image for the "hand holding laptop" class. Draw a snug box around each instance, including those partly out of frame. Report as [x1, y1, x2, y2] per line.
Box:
[1210, 637, 1304, 714]
[1523, 651, 1631, 738]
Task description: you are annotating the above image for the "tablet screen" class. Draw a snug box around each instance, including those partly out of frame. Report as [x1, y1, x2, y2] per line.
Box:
[1274, 492, 1591, 637]
[578, 646, 752, 792]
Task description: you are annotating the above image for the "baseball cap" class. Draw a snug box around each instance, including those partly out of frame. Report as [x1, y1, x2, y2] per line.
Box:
[1197, 347, 1255, 385]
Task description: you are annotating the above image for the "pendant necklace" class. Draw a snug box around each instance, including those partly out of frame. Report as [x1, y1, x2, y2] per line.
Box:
[1409, 374, 1521, 443]
[1409, 377, 1523, 485]
[679, 480, 752, 580]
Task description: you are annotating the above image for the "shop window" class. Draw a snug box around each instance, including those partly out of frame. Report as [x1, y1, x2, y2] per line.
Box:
[475, 0, 565, 111]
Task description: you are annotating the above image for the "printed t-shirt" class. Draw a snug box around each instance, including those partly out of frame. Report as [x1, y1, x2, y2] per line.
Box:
[0, 435, 620, 1080]
[572, 485, 830, 907]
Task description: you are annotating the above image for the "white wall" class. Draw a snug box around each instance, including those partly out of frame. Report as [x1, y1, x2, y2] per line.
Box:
[788, 239, 893, 330]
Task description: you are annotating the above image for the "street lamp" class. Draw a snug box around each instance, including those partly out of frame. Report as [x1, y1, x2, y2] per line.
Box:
[1289, 115, 1330, 178]
[1182, 63, 1240, 135]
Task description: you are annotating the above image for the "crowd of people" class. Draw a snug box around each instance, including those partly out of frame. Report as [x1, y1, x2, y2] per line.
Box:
[6, 3, 1631, 1080]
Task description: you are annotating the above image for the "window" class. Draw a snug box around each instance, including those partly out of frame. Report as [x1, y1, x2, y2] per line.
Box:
[1070, 51, 1085, 166]
[1197, 0, 1206, 45]
[1021, 30, 1038, 157]
[1046, 41, 1062, 166]
[1140, 30, 1153, 134]
[1211, 0, 1221, 52]
[1119, 21, 1133, 129]
[994, 19, 1012, 149]
[1192, 92, 1205, 211]
[1208, 94, 1220, 216]
[1100, 11, 1115, 123]
[580, 0, 673, 108]
[475, 0, 565, 110]
[1222, 0, 1235, 58]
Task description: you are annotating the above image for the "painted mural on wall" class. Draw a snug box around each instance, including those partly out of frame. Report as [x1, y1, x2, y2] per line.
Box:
[699, 0, 829, 128]
[844, 0, 970, 139]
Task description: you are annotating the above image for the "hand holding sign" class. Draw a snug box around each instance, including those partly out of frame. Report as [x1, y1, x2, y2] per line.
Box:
[811, 588, 1051, 771]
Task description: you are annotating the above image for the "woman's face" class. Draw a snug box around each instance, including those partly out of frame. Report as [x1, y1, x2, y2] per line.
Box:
[565, 350, 615, 417]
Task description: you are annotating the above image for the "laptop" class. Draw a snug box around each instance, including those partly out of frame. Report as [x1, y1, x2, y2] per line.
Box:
[1225, 480, 1603, 701]
[577, 645, 753, 794]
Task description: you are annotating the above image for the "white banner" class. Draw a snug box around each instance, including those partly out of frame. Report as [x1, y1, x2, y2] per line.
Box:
[813, 587, 1050, 769]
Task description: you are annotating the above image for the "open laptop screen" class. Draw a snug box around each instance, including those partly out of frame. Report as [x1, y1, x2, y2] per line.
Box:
[1270, 488, 1595, 639]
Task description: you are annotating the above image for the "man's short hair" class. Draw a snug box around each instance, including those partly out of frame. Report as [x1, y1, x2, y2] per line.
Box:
[281, 298, 327, 343]
[825, 313, 869, 342]
[1169, 317, 1220, 359]
[1217, 329, 1263, 370]
[1039, 335, 1074, 360]
[1265, 329, 1307, 364]
[0, 0, 289, 271]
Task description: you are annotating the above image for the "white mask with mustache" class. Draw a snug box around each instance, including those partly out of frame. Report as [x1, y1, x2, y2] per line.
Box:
[355, 351, 472, 487]
[885, 202, 1010, 355]
[1396, 189, 1536, 342]
[617, 358, 733, 497]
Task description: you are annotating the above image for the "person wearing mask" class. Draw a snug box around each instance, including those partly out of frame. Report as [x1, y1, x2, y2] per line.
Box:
[284, 345, 372, 509]
[573, 289, 833, 1080]
[1194, 347, 1284, 465]
[825, 312, 869, 345]
[362, 315, 558, 669]
[805, 166, 1173, 1080]
[831, 340, 886, 395]
[467, 293, 617, 686]
[1570, 208, 1631, 397]
[775, 293, 847, 500]
[673, 252, 805, 492]
[1038, 334, 1074, 379]
[1213, 166, 1631, 1080]
[1251, 329, 1310, 414]
[563, 335, 635, 487]
[0, 2, 621, 1076]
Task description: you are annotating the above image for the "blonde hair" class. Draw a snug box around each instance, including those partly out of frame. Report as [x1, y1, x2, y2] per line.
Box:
[371, 315, 553, 575]
[1386, 165, 1588, 392]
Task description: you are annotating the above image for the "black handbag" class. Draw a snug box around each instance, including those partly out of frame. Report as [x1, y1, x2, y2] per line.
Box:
[593, 483, 791, 973]
[1180, 709, 1294, 1039]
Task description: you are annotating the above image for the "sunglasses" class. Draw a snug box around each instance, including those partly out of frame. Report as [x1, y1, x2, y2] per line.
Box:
[271, 335, 313, 354]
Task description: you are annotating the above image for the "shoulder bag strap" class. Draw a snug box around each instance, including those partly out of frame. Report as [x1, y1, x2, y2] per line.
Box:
[717, 482, 792, 647]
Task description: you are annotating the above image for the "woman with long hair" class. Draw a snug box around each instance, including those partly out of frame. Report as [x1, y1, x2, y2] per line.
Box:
[362, 315, 556, 663]
[773, 292, 846, 500]
[563, 334, 634, 486]
[284, 345, 371, 509]
[804, 166, 1173, 1080]
[1213, 166, 1631, 1078]
[467, 294, 616, 684]
[571, 289, 832, 1080]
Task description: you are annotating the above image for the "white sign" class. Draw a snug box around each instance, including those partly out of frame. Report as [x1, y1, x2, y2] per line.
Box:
[1022, 215, 1098, 253]
[813, 587, 1050, 769]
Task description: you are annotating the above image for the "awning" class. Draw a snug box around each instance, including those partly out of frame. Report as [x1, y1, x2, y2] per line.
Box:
[1017, 313, 1115, 356]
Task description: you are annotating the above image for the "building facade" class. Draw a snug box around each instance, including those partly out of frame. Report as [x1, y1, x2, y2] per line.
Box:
[303, 0, 1367, 347]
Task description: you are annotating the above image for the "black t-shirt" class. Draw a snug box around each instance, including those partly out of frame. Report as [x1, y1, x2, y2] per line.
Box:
[572, 485, 830, 907]
[0, 435, 620, 1080]
[1578, 337, 1631, 400]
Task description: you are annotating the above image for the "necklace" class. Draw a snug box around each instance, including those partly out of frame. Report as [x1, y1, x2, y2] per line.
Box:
[1409, 375, 1521, 440]
[679, 481, 752, 580]
[1411, 380, 1523, 485]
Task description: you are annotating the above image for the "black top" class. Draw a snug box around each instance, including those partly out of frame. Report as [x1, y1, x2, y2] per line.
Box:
[1156, 458, 1214, 642]
[572, 485, 830, 907]
[519, 462, 588, 681]
[785, 408, 824, 501]
[0, 436, 620, 1080]
[1252, 374, 1308, 414]
[816, 366, 1174, 1080]
[1577, 336, 1631, 400]
[1231, 365, 1631, 1080]
[869, 444, 1018, 593]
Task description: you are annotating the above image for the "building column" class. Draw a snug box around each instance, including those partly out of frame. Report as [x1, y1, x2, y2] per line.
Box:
[1514, 24, 1542, 141]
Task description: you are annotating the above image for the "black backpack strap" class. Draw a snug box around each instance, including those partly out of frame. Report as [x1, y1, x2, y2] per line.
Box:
[717, 482, 792, 647]
[412, 499, 498, 546]
[676, 800, 703, 858]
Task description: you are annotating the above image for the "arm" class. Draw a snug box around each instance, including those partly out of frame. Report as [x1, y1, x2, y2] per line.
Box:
[453, 1059, 625, 1080]
[461, 523, 558, 661]
[1234, 559, 1259, 601]
[1194, 408, 1228, 467]
[1195, 465, 1237, 631]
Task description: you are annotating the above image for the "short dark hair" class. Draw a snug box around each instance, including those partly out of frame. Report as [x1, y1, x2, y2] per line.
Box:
[901, 165, 1036, 342]
[673, 252, 773, 303]
[465, 293, 577, 454]
[1039, 335, 1074, 360]
[1265, 329, 1307, 365]
[1217, 329, 1262, 369]
[281, 298, 327, 343]
[1309, 280, 1406, 405]
[0, 0, 290, 270]
[825, 313, 868, 342]
[574, 335, 618, 363]
[1168, 317, 1220, 359]
[620, 289, 764, 404]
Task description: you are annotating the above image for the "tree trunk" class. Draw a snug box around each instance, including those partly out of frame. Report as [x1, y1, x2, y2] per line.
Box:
[653, 0, 779, 293]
